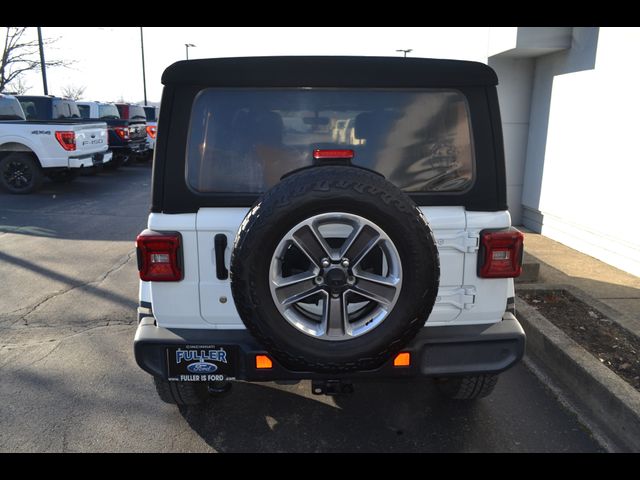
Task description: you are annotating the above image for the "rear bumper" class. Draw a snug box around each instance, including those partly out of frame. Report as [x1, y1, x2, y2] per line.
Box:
[68, 150, 112, 168]
[111, 141, 148, 155]
[134, 313, 525, 381]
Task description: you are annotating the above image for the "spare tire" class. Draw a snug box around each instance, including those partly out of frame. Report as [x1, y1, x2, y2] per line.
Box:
[230, 166, 439, 373]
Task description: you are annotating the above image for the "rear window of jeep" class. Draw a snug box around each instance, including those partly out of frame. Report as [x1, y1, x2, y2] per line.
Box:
[186, 88, 474, 194]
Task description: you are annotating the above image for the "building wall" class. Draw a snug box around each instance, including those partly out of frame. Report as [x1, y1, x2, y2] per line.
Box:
[488, 56, 534, 225]
[526, 27, 640, 276]
[490, 27, 640, 277]
[521, 27, 600, 229]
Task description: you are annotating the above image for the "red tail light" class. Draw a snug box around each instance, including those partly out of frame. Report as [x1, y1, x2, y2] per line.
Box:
[478, 229, 524, 278]
[146, 125, 157, 139]
[114, 127, 130, 140]
[313, 149, 354, 160]
[136, 230, 183, 282]
[55, 131, 76, 151]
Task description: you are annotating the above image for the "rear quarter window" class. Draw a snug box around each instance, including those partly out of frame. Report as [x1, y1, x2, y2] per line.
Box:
[18, 98, 48, 120]
[53, 100, 81, 119]
[144, 106, 157, 122]
[185, 88, 474, 194]
[78, 104, 90, 119]
[129, 105, 147, 121]
[0, 96, 25, 120]
[99, 104, 120, 119]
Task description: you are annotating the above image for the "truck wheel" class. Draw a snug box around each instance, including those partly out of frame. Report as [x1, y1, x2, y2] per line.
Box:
[105, 154, 125, 170]
[153, 377, 209, 406]
[435, 374, 499, 400]
[47, 170, 78, 183]
[230, 165, 440, 374]
[0, 153, 44, 194]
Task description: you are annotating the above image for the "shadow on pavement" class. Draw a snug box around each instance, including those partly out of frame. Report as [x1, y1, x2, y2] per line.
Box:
[175, 363, 605, 453]
[0, 250, 134, 310]
[178, 379, 487, 452]
[0, 164, 151, 242]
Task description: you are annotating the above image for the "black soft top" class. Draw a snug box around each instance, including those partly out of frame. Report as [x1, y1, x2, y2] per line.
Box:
[161, 56, 498, 88]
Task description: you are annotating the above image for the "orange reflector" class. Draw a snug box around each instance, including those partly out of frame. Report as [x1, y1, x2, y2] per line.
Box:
[255, 355, 273, 369]
[393, 352, 411, 367]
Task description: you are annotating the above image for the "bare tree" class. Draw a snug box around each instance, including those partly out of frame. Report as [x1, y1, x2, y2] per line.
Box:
[0, 27, 69, 93]
[8, 75, 30, 94]
[61, 84, 86, 101]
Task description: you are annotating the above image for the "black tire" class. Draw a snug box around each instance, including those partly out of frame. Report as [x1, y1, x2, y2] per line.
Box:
[47, 169, 78, 183]
[230, 166, 440, 374]
[153, 377, 209, 405]
[0, 152, 44, 194]
[105, 154, 125, 170]
[435, 374, 499, 400]
[81, 165, 103, 176]
[137, 151, 153, 163]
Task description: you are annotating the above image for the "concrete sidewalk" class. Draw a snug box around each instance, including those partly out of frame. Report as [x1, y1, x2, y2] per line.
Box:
[519, 229, 640, 336]
[515, 229, 640, 451]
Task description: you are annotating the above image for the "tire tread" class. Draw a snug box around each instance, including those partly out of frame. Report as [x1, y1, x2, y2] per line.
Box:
[436, 374, 499, 400]
[230, 166, 440, 373]
[153, 377, 208, 405]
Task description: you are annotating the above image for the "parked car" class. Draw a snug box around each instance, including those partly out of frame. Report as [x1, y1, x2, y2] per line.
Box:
[113, 103, 149, 162]
[0, 94, 111, 193]
[133, 57, 525, 406]
[143, 105, 158, 157]
[77, 101, 148, 168]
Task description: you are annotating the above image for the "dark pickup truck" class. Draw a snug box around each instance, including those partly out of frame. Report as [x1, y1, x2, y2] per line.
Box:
[115, 103, 149, 162]
[76, 101, 149, 168]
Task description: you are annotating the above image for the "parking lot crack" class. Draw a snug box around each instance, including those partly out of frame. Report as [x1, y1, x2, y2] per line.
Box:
[0, 323, 133, 350]
[1, 249, 136, 325]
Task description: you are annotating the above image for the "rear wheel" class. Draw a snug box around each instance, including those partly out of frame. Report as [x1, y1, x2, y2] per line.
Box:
[105, 153, 126, 170]
[0, 153, 44, 194]
[153, 377, 232, 405]
[137, 151, 153, 163]
[81, 165, 103, 176]
[153, 377, 209, 405]
[435, 374, 499, 400]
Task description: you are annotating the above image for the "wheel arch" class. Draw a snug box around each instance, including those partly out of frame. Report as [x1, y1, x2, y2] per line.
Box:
[0, 141, 42, 167]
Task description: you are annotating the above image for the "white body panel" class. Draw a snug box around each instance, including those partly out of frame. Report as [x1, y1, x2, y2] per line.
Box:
[428, 210, 512, 326]
[145, 207, 512, 330]
[147, 213, 203, 328]
[0, 121, 109, 168]
[76, 102, 100, 119]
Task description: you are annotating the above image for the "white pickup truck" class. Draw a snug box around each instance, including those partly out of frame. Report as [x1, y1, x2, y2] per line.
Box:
[0, 93, 112, 194]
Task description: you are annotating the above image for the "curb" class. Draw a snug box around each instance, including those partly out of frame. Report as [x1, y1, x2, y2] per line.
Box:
[516, 292, 640, 452]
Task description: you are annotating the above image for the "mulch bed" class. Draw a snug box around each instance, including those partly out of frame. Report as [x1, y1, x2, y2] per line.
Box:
[520, 289, 640, 392]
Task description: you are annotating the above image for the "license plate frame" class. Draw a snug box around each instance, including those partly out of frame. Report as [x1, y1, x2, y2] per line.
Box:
[166, 345, 237, 382]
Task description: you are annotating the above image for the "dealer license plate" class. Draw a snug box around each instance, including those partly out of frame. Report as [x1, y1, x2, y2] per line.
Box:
[166, 345, 237, 382]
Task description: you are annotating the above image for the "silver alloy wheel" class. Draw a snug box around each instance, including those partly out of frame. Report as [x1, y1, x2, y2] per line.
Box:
[269, 212, 402, 341]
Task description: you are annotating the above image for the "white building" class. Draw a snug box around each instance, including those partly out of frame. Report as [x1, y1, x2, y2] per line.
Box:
[487, 27, 640, 277]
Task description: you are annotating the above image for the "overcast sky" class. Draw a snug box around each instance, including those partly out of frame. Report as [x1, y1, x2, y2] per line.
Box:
[17, 27, 491, 103]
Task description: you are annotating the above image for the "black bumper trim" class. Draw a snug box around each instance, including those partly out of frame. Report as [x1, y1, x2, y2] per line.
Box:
[110, 142, 149, 154]
[134, 313, 525, 381]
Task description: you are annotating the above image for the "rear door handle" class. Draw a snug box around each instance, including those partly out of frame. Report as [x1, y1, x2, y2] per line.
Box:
[214, 234, 229, 280]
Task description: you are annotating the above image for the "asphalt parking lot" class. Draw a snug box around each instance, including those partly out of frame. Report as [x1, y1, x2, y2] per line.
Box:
[0, 165, 605, 452]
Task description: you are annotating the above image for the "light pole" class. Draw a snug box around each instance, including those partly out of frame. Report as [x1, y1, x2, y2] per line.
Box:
[140, 27, 147, 106]
[37, 27, 48, 95]
[185, 43, 196, 60]
[396, 49, 412, 58]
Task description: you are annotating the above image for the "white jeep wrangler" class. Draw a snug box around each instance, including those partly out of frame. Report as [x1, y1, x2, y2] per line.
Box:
[134, 56, 525, 405]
